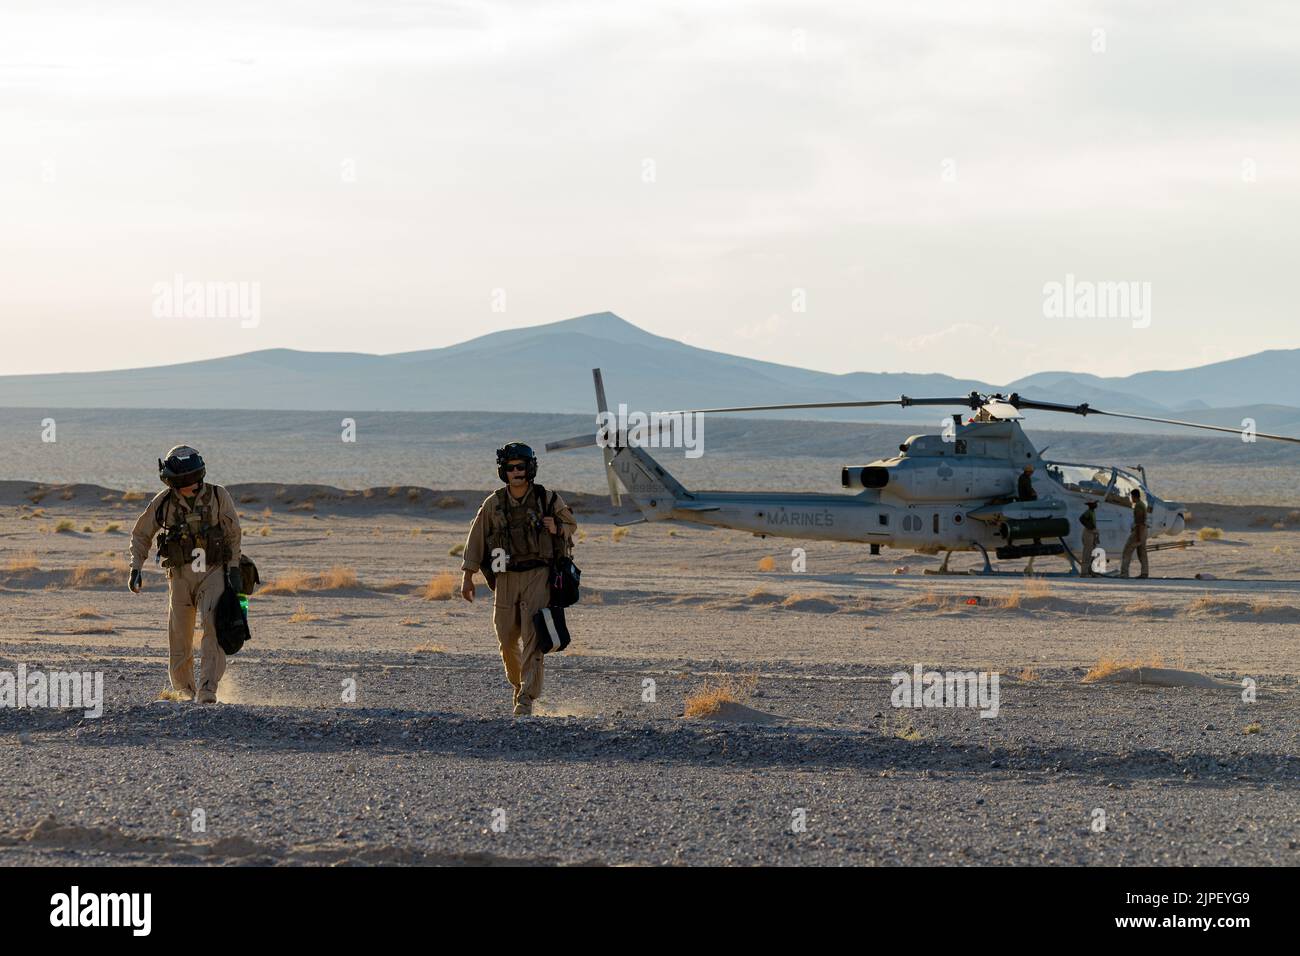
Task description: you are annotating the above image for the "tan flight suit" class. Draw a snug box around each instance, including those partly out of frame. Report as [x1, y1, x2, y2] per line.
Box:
[462, 485, 577, 711]
[1120, 498, 1149, 577]
[130, 484, 242, 697]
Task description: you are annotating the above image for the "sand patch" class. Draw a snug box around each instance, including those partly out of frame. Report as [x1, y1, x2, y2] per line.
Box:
[695, 700, 785, 725]
[1086, 666, 1238, 690]
[534, 700, 601, 718]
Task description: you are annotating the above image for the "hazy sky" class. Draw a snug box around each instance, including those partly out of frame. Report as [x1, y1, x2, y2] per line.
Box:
[2, 0, 1298, 381]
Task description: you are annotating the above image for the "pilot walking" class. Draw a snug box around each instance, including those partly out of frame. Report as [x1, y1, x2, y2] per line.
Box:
[460, 442, 577, 716]
[128, 446, 243, 702]
[1120, 489, 1150, 579]
[1079, 500, 1100, 577]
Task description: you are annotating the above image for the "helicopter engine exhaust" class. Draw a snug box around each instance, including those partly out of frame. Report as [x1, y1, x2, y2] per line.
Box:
[842, 466, 889, 489]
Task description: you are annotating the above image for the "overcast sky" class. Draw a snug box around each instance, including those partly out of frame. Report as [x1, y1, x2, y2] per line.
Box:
[2, 0, 1298, 381]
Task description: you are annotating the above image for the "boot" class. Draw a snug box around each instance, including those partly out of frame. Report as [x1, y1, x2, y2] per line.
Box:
[196, 689, 217, 704]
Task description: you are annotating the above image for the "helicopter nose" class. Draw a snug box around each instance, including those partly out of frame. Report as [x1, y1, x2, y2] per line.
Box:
[1170, 512, 1185, 535]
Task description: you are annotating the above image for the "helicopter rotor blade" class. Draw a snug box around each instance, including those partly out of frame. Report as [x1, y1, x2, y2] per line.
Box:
[1008, 395, 1300, 444]
[663, 395, 982, 416]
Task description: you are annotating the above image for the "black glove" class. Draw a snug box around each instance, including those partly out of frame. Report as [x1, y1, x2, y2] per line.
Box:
[226, 566, 243, 594]
[128, 568, 142, 593]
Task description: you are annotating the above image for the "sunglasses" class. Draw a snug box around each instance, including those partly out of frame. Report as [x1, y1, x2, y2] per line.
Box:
[505, 463, 528, 473]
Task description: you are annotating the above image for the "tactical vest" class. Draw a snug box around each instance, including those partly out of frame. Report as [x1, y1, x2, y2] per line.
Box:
[485, 484, 559, 572]
[1079, 508, 1097, 531]
[155, 485, 229, 570]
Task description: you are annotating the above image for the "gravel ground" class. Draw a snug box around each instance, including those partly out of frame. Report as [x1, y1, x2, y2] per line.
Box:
[2, 644, 1297, 866]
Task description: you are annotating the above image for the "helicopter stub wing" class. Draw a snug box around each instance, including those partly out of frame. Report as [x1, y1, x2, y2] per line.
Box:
[966, 498, 1067, 523]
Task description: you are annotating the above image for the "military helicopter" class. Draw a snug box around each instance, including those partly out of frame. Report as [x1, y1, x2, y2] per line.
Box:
[547, 370, 1300, 575]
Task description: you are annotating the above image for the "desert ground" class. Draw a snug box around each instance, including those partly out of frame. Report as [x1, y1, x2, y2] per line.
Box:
[1, 479, 1298, 866]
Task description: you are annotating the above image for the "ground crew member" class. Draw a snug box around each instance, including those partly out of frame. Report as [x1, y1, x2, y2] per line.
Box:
[1079, 500, 1100, 576]
[127, 446, 242, 703]
[1120, 488, 1150, 578]
[459, 442, 577, 716]
[1017, 464, 1037, 501]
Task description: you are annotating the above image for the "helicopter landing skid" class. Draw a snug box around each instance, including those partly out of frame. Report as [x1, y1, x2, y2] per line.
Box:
[922, 544, 1000, 575]
[922, 540, 1084, 576]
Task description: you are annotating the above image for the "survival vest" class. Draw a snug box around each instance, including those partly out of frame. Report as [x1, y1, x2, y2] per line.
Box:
[154, 484, 230, 570]
[484, 483, 567, 573]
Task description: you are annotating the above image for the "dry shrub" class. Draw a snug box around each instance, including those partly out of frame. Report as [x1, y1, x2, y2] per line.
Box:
[437, 496, 462, 509]
[398, 618, 421, 627]
[261, 507, 272, 519]
[881, 712, 923, 741]
[31, 508, 46, 517]
[288, 604, 321, 623]
[60, 488, 75, 500]
[289, 500, 315, 512]
[781, 592, 836, 609]
[157, 688, 192, 702]
[1123, 598, 1156, 614]
[5, 552, 40, 572]
[407, 488, 422, 502]
[612, 527, 629, 542]
[1082, 653, 1164, 683]
[69, 557, 128, 587]
[992, 579, 1050, 610]
[1243, 722, 1262, 735]
[73, 607, 101, 619]
[907, 590, 953, 609]
[103, 523, 121, 533]
[683, 674, 758, 718]
[1187, 593, 1241, 614]
[121, 491, 147, 502]
[423, 571, 459, 600]
[757, 556, 776, 572]
[449, 543, 465, 557]
[259, 526, 271, 537]
[1018, 667, 1040, 681]
[413, 643, 447, 653]
[55, 519, 76, 533]
[239, 494, 260, 504]
[1198, 527, 1223, 541]
[260, 565, 359, 595]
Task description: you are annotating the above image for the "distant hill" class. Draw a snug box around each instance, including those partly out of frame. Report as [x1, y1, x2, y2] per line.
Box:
[1, 311, 1298, 436]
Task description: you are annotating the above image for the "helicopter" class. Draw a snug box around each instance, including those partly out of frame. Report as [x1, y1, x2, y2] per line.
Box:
[546, 369, 1300, 576]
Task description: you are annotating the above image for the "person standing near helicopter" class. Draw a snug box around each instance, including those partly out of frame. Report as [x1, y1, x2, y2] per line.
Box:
[1079, 500, 1100, 577]
[1120, 488, 1150, 578]
[1017, 464, 1037, 501]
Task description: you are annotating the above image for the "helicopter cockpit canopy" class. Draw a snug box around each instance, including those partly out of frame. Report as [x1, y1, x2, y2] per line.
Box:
[1045, 461, 1146, 504]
